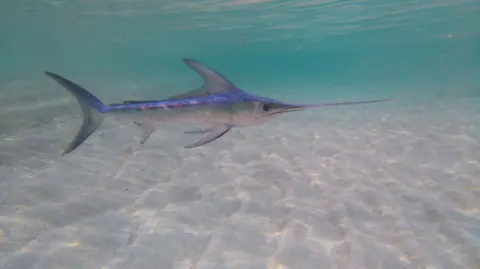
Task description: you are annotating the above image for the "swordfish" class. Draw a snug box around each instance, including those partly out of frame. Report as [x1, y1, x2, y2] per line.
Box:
[45, 58, 391, 155]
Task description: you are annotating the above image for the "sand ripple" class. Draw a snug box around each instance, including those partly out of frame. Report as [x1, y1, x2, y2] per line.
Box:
[1, 97, 479, 269]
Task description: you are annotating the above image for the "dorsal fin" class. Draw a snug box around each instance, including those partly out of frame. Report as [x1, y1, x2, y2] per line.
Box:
[182, 58, 239, 95]
[123, 59, 239, 103]
[157, 59, 238, 101]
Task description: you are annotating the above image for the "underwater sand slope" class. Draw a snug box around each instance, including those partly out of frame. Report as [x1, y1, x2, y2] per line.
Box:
[0, 89, 479, 269]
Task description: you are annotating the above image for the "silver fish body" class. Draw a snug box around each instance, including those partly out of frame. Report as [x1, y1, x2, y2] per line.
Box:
[44, 58, 391, 155]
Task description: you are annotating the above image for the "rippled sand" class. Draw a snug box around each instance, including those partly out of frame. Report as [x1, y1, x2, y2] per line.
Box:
[0, 85, 479, 269]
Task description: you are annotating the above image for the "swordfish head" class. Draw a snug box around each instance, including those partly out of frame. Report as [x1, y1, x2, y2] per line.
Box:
[228, 99, 310, 127]
[229, 92, 391, 127]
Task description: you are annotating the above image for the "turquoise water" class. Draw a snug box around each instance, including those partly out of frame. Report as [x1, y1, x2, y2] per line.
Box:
[2, 0, 479, 99]
[1, 1, 480, 269]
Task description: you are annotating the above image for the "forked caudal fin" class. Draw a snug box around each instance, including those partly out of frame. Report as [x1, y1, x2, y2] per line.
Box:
[44, 72, 107, 155]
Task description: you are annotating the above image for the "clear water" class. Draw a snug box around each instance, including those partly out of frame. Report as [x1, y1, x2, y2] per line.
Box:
[1, 1, 480, 269]
[2, 1, 479, 95]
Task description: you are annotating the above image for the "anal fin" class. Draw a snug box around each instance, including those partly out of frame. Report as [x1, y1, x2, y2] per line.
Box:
[184, 125, 232, 148]
[134, 121, 155, 145]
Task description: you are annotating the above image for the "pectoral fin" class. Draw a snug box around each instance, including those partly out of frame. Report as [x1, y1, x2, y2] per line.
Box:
[134, 121, 155, 145]
[184, 125, 232, 148]
[184, 127, 215, 134]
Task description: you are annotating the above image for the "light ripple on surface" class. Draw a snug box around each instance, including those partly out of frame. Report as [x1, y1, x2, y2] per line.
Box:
[8, 0, 479, 45]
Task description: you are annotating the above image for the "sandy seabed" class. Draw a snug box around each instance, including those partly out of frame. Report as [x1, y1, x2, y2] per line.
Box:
[0, 83, 479, 269]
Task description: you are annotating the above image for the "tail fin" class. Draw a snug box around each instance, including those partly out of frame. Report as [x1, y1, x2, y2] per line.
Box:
[44, 72, 106, 155]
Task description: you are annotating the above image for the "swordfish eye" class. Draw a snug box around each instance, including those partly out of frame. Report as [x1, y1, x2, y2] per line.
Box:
[262, 104, 270, 112]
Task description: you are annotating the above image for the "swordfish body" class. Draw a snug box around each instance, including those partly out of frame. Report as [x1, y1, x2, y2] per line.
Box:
[45, 58, 392, 155]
